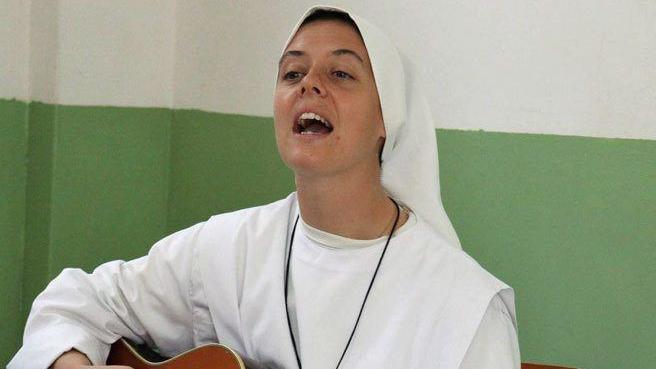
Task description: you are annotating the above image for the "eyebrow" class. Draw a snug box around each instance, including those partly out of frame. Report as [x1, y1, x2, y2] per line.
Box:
[278, 49, 365, 68]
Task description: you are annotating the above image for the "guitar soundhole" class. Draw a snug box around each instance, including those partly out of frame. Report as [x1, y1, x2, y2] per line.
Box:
[125, 339, 168, 362]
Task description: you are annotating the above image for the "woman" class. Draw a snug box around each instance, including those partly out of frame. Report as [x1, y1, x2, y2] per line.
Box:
[10, 5, 519, 369]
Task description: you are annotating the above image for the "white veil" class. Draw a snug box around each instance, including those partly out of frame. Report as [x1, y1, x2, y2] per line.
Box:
[280, 5, 462, 249]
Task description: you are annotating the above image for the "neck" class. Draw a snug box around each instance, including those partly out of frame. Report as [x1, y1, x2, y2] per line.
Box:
[295, 168, 407, 240]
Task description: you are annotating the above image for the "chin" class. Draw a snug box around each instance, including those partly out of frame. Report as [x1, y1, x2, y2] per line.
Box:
[280, 145, 321, 169]
[283, 155, 338, 178]
[287, 160, 330, 176]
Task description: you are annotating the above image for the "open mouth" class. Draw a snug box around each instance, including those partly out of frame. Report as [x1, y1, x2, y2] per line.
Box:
[293, 112, 334, 135]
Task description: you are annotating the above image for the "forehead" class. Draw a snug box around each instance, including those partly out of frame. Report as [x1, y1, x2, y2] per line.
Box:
[284, 19, 370, 61]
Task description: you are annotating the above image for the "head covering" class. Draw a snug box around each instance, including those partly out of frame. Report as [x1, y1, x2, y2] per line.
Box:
[279, 5, 461, 249]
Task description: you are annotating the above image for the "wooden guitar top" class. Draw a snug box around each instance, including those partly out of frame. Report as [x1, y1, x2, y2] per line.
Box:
[108, 337, 577, 369]
[107, 338, 250, 369]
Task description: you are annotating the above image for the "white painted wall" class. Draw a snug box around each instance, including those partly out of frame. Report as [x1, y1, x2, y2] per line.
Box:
[56, 0, 176, 107]
[1, 0, 176, 106]
[3, 0, 655, 140]
[29, 0, 59, 104]
[0, 0, 30, 100]
[175, 0, 655, 140]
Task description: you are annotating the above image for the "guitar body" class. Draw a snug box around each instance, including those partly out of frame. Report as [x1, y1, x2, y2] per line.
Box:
[108, 338, 574, 369]
[107, 338, 250, 369]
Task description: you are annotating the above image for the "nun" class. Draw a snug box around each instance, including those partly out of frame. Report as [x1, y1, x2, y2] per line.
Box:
[9, 5, 519, 369]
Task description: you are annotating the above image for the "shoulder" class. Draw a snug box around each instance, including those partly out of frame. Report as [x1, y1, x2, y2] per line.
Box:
[391, 216, 517, 367]
[189, 193, 297, 290]
[189, 193, 297, 265]
[396, 215, 511, 298]
[201, 192, 297, 233]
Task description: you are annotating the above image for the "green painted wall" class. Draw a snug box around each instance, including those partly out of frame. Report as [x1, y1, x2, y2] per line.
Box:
[46, 105, 172, 272]
[437, 131, 656, 369]
[0, 99, 28, 367]
[2, 101, 173, 366]
[167, 109, 294, 232]
[22, 102, 56, 331]
[1, 99, 654, 369]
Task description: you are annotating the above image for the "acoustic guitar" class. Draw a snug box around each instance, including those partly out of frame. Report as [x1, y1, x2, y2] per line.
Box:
[107, 338, 263, 369]
[108, 338, 578, 369]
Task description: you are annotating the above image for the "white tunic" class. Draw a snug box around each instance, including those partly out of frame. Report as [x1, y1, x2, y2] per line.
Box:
[9, 193, 519, 369]
[289, 214, 520, 369]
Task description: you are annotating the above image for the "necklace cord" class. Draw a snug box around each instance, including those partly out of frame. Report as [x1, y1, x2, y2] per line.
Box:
[284, 216, 302, 369]
[284, 199, 401, 369]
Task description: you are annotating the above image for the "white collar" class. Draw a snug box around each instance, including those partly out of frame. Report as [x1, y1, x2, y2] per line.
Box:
[298, 210, 416, 250]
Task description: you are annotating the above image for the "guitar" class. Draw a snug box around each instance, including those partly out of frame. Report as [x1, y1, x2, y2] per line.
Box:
[108, 338, 577, 369]
[107, 338, 263, 369]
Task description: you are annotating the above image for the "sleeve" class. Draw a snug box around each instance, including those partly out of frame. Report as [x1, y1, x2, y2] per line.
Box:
[458, 293, 521, 369]
[7, 222, 206, 369]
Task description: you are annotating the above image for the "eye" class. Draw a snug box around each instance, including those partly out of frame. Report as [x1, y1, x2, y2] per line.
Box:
[283, 71, 303, 81]
[333, 70, 353, 80]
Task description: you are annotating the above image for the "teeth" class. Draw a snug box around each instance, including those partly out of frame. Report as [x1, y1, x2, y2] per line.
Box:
[299, 112, 331, 127]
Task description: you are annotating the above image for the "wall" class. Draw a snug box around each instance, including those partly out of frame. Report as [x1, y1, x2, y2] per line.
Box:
[0, 99, 28, 369]
[173, 1, 656, 139]
[0, 0, 30, 364]
[1, 1, 654, 368]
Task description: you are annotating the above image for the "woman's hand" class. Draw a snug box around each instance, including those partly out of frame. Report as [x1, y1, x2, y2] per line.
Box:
[50, 349, 133, 369]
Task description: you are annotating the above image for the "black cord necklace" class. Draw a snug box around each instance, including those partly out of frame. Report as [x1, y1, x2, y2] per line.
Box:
[284, 199, 401, 369]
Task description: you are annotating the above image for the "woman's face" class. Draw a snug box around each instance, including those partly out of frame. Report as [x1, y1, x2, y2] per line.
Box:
[274, 19, 385, 178]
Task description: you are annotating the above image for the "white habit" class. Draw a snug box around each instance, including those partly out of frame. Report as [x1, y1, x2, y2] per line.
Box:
[9, 194, 518, 369]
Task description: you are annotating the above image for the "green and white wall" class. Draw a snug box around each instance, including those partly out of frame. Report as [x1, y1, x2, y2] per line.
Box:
[1, 1, 654, 368]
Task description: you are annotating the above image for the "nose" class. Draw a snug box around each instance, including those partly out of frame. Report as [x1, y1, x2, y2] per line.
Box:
[299, 71, 326, 97]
